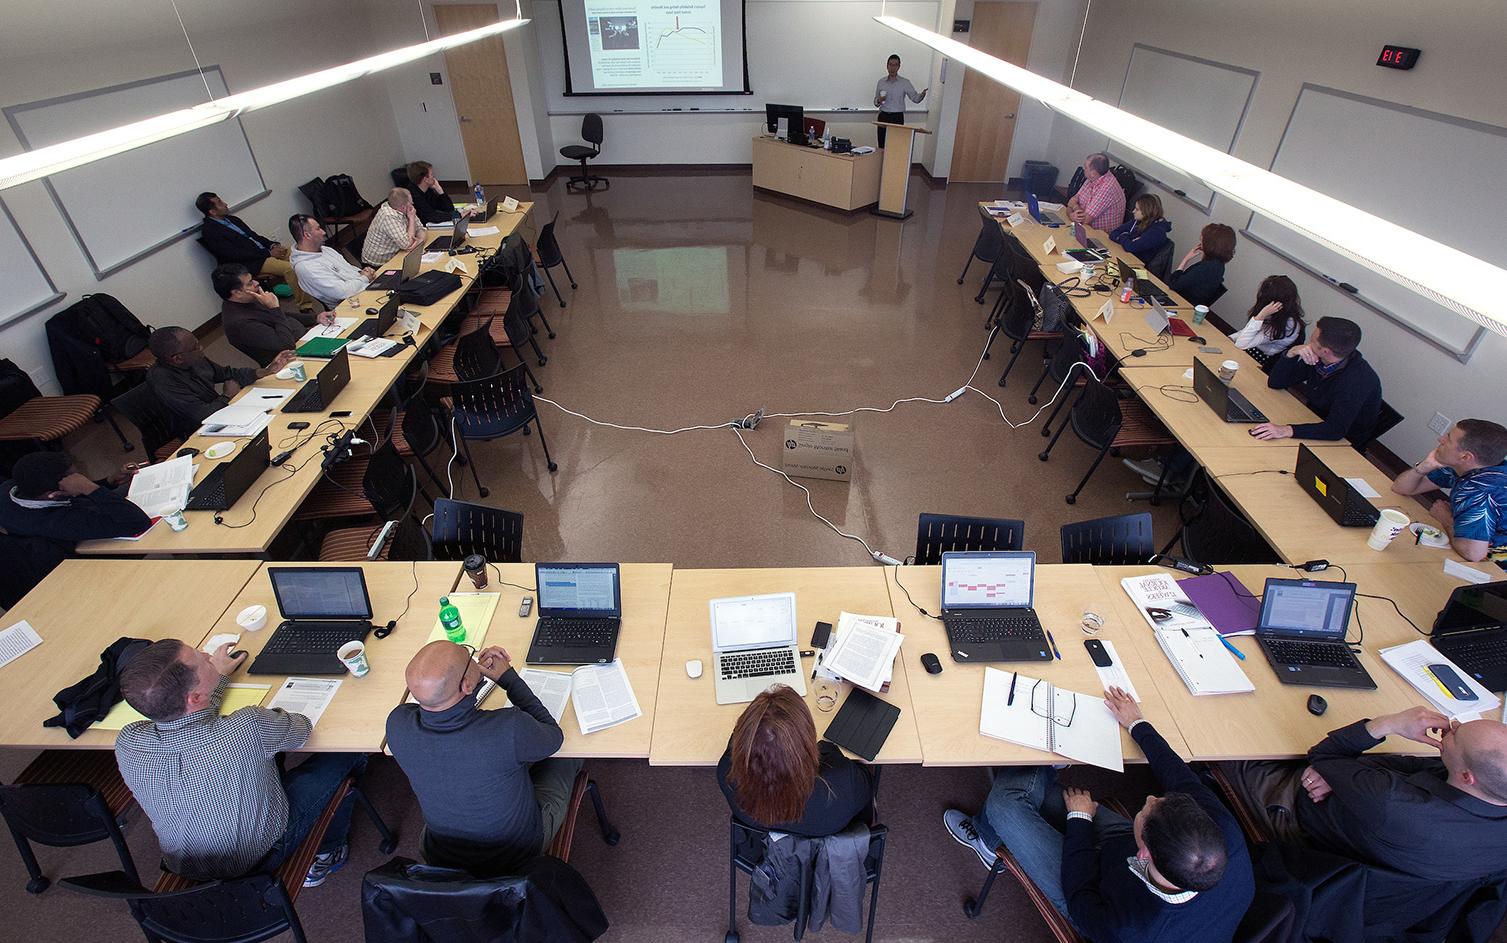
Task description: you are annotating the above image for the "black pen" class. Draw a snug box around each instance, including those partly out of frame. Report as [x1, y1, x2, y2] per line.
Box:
[1047, 630, 1062, 660]
[1006, 670, 1018, 706]
[1183, 625, 1204, 657]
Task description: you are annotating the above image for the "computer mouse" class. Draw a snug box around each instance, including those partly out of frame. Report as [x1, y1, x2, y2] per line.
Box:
[686, 659, 703, 680]
[920, 652, 942, 675]
[1307, 694, 1328, 716]
[1131, 349, 1147, 357]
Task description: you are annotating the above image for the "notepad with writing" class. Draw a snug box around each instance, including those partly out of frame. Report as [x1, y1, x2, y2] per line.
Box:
[979, 668, 1124, 772]
[1121, 575, 1254, 695]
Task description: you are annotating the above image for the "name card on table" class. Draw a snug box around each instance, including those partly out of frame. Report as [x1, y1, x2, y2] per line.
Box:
[1006, 213, 1025, 227]
[1042, 236, 1057, 256]
[1095, 299, 1115, 323]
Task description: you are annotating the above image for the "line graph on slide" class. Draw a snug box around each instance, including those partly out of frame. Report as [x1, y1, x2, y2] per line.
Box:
[644, 15, 720, 79]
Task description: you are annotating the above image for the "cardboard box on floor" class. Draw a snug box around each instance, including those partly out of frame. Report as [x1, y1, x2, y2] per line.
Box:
[782, 420, 854, 483]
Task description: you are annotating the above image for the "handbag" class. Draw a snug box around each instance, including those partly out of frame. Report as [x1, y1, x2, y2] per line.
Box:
[396, 270, 463, 306]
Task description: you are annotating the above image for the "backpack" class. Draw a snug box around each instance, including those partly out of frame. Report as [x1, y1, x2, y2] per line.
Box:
[397, 270, 464, 306]
[1037, 281, 1075, 333]
[1110, 164, 1141, 222]
[323, 173, 371, 218]
[63, 293, 150, 363]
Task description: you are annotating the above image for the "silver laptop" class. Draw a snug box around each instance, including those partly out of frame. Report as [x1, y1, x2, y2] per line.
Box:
[709, 592, 808, 705]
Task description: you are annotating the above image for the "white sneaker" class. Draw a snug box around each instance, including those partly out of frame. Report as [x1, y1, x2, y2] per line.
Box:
[943, 809, 999, 870]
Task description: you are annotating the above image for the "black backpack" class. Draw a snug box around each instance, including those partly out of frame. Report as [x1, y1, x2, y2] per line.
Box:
[62, 293, 150, 363]
[397, 271, 464, 306]
[324, 173, 371, 218]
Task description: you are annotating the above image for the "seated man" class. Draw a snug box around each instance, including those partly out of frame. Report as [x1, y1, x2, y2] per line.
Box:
[195, 192, 310, 311]
[387, 641, 581, 877]
[1252, 316, 1382, 444]
[404, 161, 469, 226]
[0, 451, 149, 546]
[945, 688, 1252, 941]
[287, 213, 374, 310]
[115, 638, 364, 885]
[1225, 707, 1507, 882]
[1066, 153, 1127, 231]
[146, 326, 294, 438]
[362, 188, 423, 268]
[1391, 419, 1507, 568]
[214, 263, 334, 367]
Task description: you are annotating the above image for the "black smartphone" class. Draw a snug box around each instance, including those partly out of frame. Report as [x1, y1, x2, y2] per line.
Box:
[288, 421, 311, 430]
[175, 446, 199, 458]
[1084, 639, 1113, 668]
[1427, 663, 1478, 701]
[330, 410, 353, 418]
[810, 621, 832, 649]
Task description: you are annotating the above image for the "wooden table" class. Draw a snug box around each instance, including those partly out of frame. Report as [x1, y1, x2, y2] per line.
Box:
[1119, 358, 1321, 458]
[885, 564, 1188, 766]
[0, 560, 261, 750]
[752, 136, 881, 212]
[472, 563, 672, 758]
[650, 567, 922, 766]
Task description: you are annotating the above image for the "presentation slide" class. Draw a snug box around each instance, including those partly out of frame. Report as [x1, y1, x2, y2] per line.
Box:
[559, 0, 749, 94]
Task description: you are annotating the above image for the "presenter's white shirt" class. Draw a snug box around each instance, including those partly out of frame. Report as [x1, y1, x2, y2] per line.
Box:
[875, 76, 921, 111]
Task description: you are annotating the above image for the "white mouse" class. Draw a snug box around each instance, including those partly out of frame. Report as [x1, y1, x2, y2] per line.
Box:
[686, 659, 703, 679]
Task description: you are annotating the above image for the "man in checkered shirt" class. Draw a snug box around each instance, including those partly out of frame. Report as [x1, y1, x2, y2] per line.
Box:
[1066, 153, 1127, 232]
[114, 639, 366, 887]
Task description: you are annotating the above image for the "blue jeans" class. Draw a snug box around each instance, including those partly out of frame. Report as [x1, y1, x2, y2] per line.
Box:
[973, 766, 1133, 924]
[264, 753, 368, 868]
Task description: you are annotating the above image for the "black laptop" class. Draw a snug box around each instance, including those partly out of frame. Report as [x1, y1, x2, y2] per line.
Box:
[282, 348, 351, 413]
[183, 429, 271, 512]
[526, 563, 623, 665]
[369, 246, 422, 291]
[351, 293, 400, 341]
[1255, 578, 1376, 689]
[426, 213, 470, 252]
[248, 567, 375, 676]
[940, 551, 1052, 662]
[1294, 443, 1381, 527]
[1432, 581, 1507, 692]
[1193, 358, 1268, 423]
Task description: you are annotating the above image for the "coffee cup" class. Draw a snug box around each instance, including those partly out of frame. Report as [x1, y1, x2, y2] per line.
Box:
[1218, 360, 1239, 383]
[463, 553, 488, 590]
[164, 509, 189, 532]
[1193, 305, 1210, 325]
[337, 640, 371, 678]
[1367, 508, 1410, 551]
[289, 361, 307, 382]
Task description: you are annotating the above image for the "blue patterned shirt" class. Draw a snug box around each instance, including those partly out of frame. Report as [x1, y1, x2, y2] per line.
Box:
[1428, 463, 1507, 567]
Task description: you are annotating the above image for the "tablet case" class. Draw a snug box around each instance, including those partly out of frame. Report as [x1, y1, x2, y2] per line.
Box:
[824, 687, 900, 762]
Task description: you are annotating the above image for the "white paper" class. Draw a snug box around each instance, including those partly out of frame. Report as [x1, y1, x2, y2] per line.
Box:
[1042, 236, 1056, 256]
[1096, 299, 1114, 323]
[1343, 476, 1381, 499]
[421, 251, 446, 263]
[979, 668, 1124, 772]
[1380, 639, 1500, 719]
[443, 257, 469, 275]
[347, 337, 398, 358]
[1037, 200, 1064, 212]
[1005, 213, 1025, 227]
[243, 387, 293, 406]
[517, 668, 573, 723]
[570, 660, 641, 735]
[0, 620, 43, 669]
[467, 225, 501, 237]
[1444, 559, 1494, 584]
[820, 617, 904, 693]
[267, 677, 342, 726]
[202, 633, 241, 654]
[198, 404, 272, 437]
[1091, 639, 1141, 703]
[299, 318, 357, 343]
[424, 221, 454, 230]
[126, 454, 195, 516]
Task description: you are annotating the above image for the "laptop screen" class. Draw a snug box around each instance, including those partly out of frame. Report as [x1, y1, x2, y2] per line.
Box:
[709, 592, 797, 652]
[941, 551, 1035, 610]
[537, 563, 621, 616]
[1435, 582, 1507, 634]
[268, 567, 372, 620]
[1258, 579, 1356, 640]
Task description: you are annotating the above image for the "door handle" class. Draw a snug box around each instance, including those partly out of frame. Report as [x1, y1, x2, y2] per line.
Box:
[459, 116, 473, 123]
[1004, 113, 1016, 119]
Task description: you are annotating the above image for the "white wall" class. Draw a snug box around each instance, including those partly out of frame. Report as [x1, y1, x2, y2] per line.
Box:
[0, 0, 404, 394]
[1044, 0, 1507, 458]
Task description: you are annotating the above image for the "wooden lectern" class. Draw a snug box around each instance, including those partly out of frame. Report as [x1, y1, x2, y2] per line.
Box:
[872, 121, 930, 220]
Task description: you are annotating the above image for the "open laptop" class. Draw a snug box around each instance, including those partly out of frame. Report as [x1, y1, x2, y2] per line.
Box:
[1143, 299, 1197, 338]
[1294, 443, 1381, 527]
[1193, 358, 1268, 424]
[1136, 281, 1176, 307]
[368, 246, 422, 292]
[709, 592, 808, 705]
[426, 213, 470, 252]
[248, 567, 375, 675]
[1255, 578, 1376, 689]
[1432, 581, 1507, 692]
[282, 348, 351, 413]
[183, 428, 271, 512]
[526, 563, 623, 665]
[1025, 191, 1060, 226]
[351, 293, 400, 341]
[940, 551, 1052, 662]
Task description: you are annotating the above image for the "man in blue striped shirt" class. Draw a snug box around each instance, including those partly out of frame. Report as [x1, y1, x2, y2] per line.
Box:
[1393, 418, 1507, 569]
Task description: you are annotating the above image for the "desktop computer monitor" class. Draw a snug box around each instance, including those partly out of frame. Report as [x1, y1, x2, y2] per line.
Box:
[765, 103, 804, 141]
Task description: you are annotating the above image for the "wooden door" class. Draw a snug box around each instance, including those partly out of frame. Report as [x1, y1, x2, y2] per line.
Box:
[950, 2, 1036, 183]
[436, 4, 527, 186]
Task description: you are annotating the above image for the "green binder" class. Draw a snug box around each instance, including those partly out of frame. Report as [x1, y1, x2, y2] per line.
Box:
[296, 336, 350, 358]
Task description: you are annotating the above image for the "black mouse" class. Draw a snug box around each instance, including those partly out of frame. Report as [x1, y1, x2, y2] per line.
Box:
[1307, 694, 1328, 716]
[1131, 349, 1148, 357]
[920, 652, 942, 675]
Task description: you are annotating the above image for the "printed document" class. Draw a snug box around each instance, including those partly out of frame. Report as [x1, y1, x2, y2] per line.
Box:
[267, 677, 342, 726]
[517, 668, 573, 723]
[570, 659, 641, 734]
[126, 454, 195, 516]
[820, 616, 904, 693]
[0, 621, 42, 670]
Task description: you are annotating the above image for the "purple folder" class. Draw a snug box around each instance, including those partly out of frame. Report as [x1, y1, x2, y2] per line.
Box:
[1180, 572, 1261, 637]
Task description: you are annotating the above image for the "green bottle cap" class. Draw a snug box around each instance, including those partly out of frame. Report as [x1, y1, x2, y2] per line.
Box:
[439, 596, 450, 605]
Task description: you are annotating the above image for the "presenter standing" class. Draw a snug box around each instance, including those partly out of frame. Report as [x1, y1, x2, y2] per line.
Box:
[874, 54, 927, 148]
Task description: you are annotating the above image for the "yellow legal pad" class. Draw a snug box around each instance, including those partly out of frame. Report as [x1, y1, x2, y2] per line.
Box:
[426, 592, 501, 648]
[94, 684, 272, 730]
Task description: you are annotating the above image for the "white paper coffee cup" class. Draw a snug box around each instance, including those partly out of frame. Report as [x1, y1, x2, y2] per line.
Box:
[337, 640, 370, 678]
[1367, 508, 1410, 551]
[1218, 360, 1239, 383]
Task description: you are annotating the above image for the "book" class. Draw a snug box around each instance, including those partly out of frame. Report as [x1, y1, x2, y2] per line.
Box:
[480, 661, 641, 734]
[295, 336, 350, 358]
[979, 668, 1124, 772]
[1121, 575, 1254, 695]
[818, 612, 903, 693]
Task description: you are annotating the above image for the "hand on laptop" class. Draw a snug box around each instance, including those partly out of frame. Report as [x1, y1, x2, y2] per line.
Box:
[1365, 706, 1451, 746]
[477, 645, 512, 681]
[1103, 686, 1143, 728]
[1250, 422, 1293, 440]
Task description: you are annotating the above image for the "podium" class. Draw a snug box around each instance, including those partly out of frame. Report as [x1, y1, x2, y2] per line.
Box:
[872, 121, 930, 220]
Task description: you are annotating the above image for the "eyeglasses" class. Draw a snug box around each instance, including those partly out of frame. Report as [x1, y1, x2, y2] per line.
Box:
[1030, 679, 1076, 728]
[457, 645, 478, 699]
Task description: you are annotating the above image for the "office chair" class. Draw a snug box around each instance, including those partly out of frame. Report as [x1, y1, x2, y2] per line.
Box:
[1026, 309, 1091, 422]
[425, 318, 505, 390]
[959, 213, 1006, 303]
[429, 498, 524, 563]
[1157, 477, 1279, 567]
[1353, 399, 1403, 453]
[510, 272, 556, 348]
[446, 364, 559, 495]
[1002, 232, 1045, 296]
[294, 440, 416, 522]
[1038, 374, 1176, 505]
[0, 751, 139, 894]
[1059, 512, 1154, 565]
[914, 513, 1025, 565]
[994, 279, 1061, 388]
[1144, 239, 1176, 281]
[317, 472, 432, 562]
[560, 114, 608, 192]
[0, 359, 118, 453]
[536, 212, 578, 307]
[112, 382, 183, 461]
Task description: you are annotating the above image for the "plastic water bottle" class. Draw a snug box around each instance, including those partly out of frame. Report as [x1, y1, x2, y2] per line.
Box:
[473, 183, 485, 208]
[439, 596, 466, 644]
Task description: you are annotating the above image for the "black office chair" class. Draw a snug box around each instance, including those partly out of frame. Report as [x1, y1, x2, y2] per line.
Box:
[447, 364, 558, 495]
[111, 383, 183, 461]
[1026, 311, 1092, 436]
[959, 213, 1006, 303]
[498, 304, 547, 394]
[426, 318, 505, 391]
[510, 272, 556, 348]
[296, 439, 417, 523]
[1060, 512, 1154, 565]
[1144, 239, 1176, 281]
[914, 513, 1025, 565]
[0, 751, 139, 894]
[63, 871, 308, 943]
[1158, 478, 1280, 567]
[429, 497, 525, 563]
[1038, 375, 1177, 505]
[994, 279, 1060, 387]
[536, 212, 578, 307]
[560, 114, 608, 192]
[1353, 399, 1403, 453]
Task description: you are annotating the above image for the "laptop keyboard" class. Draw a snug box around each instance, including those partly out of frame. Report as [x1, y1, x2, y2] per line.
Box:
[1264, 638, 1361, 670]
[1227, 388, 1268, 423]
[1340, 503, 1380, 527]
[534, 617, 616, 648]
[1439, 635, 1507, 668]
[719, 648, 797, 680]
[261, 621, 371, 656]
[948, 616, 1046, 644]
[183, 472, 226, 511]
[284, 381, 323, 413]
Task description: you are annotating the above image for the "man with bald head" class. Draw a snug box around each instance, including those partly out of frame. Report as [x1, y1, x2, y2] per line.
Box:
[1227, 706, 1507, 882]
[361, 188, 423, 267]
[386, 641, 581, 876]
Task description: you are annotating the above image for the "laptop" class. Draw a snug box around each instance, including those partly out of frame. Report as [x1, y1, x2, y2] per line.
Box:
[482, 195, 500, 220]
[1143, 299, 1197, 338]
[1193, 358, 1268, 424]
[282, 348, 351, 413]
[1255, 578, 1376, 688]
[526, 563, 623, 665]
[248, 567, 375, 676]
[1294, 443, 1381, 527]
[1137, 281, 1176, 307]
[368, 246, 422, 291]
[709, 592, 808, 705]
[351, 293, 400, 341]
[1432, 581, 1507, 692]
[1025, 191, 1059, 226]
[940, 551, 1052, 662]
[183, 428, 271, 512]
[427, 213, 470, 252]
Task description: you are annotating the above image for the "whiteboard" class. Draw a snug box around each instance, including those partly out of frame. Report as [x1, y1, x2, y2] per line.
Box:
[1113, 45, 1257, 210]
[1246, 85, 1496, 360]
[540, 0, 939, 113]
[0, 198, 64, 327]
[4, 66, 268, 279]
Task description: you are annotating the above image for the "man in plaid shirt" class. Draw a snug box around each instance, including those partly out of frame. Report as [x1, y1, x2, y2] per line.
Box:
[1067, 153, 1127, 232]
[114, 639, 365, 887]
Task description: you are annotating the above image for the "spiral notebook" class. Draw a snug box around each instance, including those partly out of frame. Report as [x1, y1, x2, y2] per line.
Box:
[979, 668, 1124, 771]
[1121, 575, 1254, 696]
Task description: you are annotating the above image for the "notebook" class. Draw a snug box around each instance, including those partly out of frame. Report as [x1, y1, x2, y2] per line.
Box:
[1180, 572, 1261, 637]
[295, 336, 350, 358]
[979, 667, 1124, 772]
[1121, 575, 1255, 695]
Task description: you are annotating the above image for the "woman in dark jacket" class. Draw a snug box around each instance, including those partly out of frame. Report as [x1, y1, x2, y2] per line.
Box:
[1108, 193, 1172, 258]
[1166, 223, 1236, 306]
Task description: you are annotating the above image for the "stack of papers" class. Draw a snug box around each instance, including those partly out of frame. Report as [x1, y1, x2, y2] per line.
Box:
[299, 319, 357, 343]
[1121, 575, 1254, 695]
[198, 404, 272, 437]
[468, 225, 501, 237]
[126, 454, 195, 517]
[819, 612, 903, 693]
[1380, 639, 1500, 719]
[268, 677, 342, 726]
[498, 662, 641, 734]
[0, 620, 42, 669]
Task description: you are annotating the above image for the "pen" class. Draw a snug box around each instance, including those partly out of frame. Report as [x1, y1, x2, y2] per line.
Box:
[1046, 630, 1062, 660]
[1006, 670, 1018, 706]
[1217, 635, 1247, 660]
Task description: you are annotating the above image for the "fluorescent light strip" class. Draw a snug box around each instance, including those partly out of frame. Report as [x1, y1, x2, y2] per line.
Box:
[876, 15, 1507, 338]
[0, 18, 528, 192]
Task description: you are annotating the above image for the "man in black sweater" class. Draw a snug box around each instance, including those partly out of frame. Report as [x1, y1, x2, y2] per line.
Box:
[195, 192, 310, 310]
[0, 451, 150, 547]
[386, 641, 582, 877]
[1252, 316, 1382, 444]
[212, 264, 332, 367]
[146, 327, 294, 439]
[404, 161, 472, 226]
[945, 688, 1252, 941]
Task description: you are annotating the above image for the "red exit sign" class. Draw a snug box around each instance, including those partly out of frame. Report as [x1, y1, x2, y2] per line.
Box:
[1377, 45, 1421, 70]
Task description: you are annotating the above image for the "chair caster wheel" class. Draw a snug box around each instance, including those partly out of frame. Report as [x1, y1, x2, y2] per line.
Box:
[1041, 427, 1052, 437]
[27, 876, 50, 894]
[997, 378, 1007, 388]
[522, 427, 531, 436]
[569, 282, 578, 289]
[123, 443, 136, 453]
[532, 385, 543, 394]
[537, 357, 548, 366]
[547, 332, 557, 338]
[548, 462, 559, 473]
[1027, 395, 1038, 405]
[604, 830, 620, 845]
[983, 353, 990, 361]
[1065, 495, 1077, 505]
[725, 932, 741, 943]
[963, 897, 981, 918]
[379, 839, 398, 854]
[956, 277, 965, 285]
[1038, 452, 1050, 461]
[478, 487, 491, 498]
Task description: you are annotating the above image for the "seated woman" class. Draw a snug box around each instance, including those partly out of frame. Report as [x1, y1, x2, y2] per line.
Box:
[1166, 223, 1236, 307]
[1231, 275, 1305, 358]
[717, 685, 872, 836]
[1107, 194, 1171, 258]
